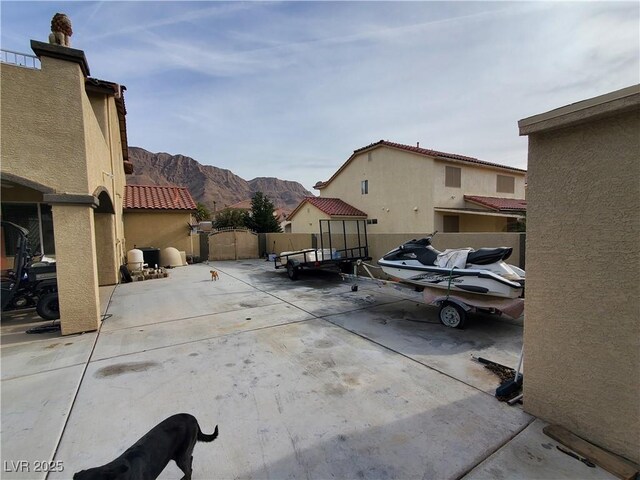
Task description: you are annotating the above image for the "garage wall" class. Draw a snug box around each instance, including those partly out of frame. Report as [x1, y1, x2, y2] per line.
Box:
[124, 210, 199, 259]
[519, 86, 640, 463]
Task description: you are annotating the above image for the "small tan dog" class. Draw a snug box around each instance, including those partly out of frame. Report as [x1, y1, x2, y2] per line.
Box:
[210, 270, 219, 281]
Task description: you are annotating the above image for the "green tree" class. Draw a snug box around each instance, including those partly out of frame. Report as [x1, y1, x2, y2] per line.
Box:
[194, 202, 211, 222]
[213, 208, 247, 229]
[245, 192, 282, 233]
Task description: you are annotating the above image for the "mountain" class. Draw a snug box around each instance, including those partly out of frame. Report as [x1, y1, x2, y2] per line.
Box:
[126, 147, 313, 214]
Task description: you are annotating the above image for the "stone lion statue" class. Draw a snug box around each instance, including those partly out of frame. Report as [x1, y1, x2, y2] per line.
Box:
[49, 13, 73, 47]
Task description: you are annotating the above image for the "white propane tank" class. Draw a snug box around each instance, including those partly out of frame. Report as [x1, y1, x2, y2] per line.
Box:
[127, 249, 144, 272]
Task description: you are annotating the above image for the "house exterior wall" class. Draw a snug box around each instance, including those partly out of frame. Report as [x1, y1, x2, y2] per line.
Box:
[316, 146, 525, 234]
[1, 45, 128, 334]
[123, 211, 199, 260]
[290, 204, 331, 234]
[319, 149, 436, 233]
[520, 89, 639, 463]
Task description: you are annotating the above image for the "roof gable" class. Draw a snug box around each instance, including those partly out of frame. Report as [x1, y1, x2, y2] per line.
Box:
[315, 140, 526, 190]
[289, 197, 367, 219]
[124, 185, 197, 211]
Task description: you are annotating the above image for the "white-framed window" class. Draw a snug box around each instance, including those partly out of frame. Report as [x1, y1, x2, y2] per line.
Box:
[361, 180, 369, 194]
[445, 166, 461, 188]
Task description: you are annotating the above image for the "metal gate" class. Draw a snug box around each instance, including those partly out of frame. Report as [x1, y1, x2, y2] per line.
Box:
[208, 228, 259, 260]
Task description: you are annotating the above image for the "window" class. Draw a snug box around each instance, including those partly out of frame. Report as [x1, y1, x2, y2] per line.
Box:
[361, 180, 369, 195]
[366, 219, 378, 225]
[497, 175, 515, 193]
[443, 215, 459, 232]
[445, 166, 461, 188]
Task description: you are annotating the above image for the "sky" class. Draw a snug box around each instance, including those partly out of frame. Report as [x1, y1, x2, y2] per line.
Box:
[2, 1, 638, 192]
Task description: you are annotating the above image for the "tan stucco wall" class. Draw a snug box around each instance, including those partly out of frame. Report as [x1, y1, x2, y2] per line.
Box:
[265, 233, 314, 255]
[316, 146, 525, 234]
[319, 149, 436, 233]
[2, 51, 128, 333]
[432, 161, 526, 211]
[290, 204, 331, 233]
[523, 108, 639, 462]
[1, 57, 89, 192]
[123, 211, 199, 259]
[52, 204, 100, 335]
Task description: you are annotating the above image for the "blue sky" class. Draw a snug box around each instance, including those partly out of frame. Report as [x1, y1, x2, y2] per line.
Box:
[2, 1, 638, 192]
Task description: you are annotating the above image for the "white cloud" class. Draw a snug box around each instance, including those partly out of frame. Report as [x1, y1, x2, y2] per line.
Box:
[2, 1, 638, 192]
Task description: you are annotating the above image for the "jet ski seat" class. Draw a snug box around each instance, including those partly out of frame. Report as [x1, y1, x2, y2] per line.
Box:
[467, 247, 512, 265]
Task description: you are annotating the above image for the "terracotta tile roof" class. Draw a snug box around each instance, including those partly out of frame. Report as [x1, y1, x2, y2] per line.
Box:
[290, 196, 367, 219]
[315, 140, 526, 189]
[464, 195, 527, 211]
[124, 185, 197, 210]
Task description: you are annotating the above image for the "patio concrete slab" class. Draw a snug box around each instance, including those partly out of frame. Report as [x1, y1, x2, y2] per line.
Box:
[52, 319, 532, 479]
[4, 260, 606, 480]
[327, 299, 523, 394]
[103, 287, 281, 331]
[464, 419, 617, 479]
[92, 302, 314, 361]
[1, 364, 84, 480]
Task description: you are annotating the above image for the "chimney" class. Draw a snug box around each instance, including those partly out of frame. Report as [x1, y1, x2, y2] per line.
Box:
[417, 142, 420, 148]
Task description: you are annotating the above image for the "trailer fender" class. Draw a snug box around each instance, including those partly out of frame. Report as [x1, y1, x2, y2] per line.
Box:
[434, 297, 472, 311]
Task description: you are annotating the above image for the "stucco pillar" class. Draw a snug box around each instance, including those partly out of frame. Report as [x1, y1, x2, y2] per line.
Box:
[51, 204, 101, 335]
[94, 212, 119, 286]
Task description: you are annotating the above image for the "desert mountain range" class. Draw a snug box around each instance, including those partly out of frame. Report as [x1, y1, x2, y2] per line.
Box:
[127, 147, 313, 214]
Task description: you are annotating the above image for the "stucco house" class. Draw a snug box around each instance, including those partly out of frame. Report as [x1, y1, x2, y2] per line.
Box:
[519, 85, 639, 464]
[1, 39, 131, 335]
[311, 140, 526, 234]
[123, 185, 199, 260]
[287, 197, 367, 234]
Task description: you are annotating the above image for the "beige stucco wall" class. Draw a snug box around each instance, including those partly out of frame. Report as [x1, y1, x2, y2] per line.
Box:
[1, 48, 128, 334]
[315, 146, 525, 234]
[123, 211, 199, 259]
[523, 106, 639, 462]
[432, 161, 526, 210]
[290, 204, 331, 234]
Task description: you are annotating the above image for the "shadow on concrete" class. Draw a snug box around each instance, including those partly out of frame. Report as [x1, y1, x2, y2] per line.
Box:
[227, 392, 531, 480]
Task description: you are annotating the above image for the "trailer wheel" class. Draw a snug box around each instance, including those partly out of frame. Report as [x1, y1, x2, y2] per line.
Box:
[439, 301, 466, 329]
[36, 292, 60, 320]
[286, 261, 299, 281]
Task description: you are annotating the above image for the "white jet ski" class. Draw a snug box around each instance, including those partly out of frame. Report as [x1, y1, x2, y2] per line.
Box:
[378, 233, 525, 299]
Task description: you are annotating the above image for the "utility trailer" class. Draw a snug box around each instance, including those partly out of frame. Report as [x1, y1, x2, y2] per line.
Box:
[275, 219, 371, 280]
[341, 260, 524, 329]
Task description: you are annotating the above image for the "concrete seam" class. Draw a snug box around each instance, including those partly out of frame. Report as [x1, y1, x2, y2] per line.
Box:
[87, 317, 317, 364]
[45, 284, 119, 478]
[455, 416, 536, 480]
[322, 316, 495, 398]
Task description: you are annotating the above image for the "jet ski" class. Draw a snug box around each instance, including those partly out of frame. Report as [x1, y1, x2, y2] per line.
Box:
[378, 233, 525, 299]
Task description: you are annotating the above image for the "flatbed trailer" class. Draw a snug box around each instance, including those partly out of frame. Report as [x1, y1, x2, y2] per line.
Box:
[275, 219, 371, 280]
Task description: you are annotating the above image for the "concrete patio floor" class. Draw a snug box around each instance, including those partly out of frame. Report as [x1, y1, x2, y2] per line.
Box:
[1, 260, 616, 479]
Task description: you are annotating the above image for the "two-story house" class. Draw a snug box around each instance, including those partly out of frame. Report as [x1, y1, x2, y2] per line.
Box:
[305, 140, 526, 234]
[1, 36, 131, 335]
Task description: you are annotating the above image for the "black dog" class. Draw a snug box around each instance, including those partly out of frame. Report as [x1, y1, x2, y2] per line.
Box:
[74, 413, 218, 480]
